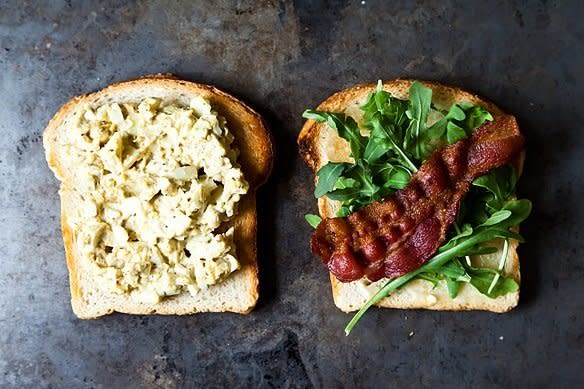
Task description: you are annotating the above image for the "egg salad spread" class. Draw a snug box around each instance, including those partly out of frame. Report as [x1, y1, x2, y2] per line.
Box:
[62, 96, 248, 303]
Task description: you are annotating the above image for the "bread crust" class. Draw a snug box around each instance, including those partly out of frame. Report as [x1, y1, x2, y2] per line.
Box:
[44, 75, 273, 318]
[298, 79, 521, 313]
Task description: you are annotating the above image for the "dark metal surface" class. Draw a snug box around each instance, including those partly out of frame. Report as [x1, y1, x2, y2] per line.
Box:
[0, 1, 582, 387]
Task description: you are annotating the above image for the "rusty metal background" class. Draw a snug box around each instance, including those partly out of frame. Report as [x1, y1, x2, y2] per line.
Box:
[0, 1, 582, 387]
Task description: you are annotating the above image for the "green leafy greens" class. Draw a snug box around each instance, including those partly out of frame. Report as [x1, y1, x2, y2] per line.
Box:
[304, 214, 322, 229]
[306, 81, 495, 215]
[302, 81, 531, 335]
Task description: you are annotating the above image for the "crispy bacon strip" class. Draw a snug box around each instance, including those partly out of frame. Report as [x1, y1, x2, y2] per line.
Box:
[311, 115, 525, 282]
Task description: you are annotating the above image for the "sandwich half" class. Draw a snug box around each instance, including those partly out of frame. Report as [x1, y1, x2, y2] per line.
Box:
[298, 79, 528, 316]
[44, 75, 273, 318]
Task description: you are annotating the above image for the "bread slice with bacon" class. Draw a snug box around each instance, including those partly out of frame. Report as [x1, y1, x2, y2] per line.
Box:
[298, 79, 523, 313]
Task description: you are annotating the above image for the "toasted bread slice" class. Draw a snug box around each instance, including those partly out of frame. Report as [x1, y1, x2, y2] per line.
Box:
[44, 75, 273, 318]
[298, 79, 521, 313]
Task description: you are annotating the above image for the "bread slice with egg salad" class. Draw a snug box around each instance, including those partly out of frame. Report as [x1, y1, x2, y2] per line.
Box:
[44, 75, 273, 318]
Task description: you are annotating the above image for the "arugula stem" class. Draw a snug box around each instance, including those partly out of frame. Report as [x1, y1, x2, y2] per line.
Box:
[390, 139, 418, 173]
[344, 228, 496, 335]
[344, 274, 416, 336]
[488, 238, 509, 294]
[453, 222, 472, 266]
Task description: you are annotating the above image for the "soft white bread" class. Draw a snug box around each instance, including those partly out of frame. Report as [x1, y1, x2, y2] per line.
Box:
[298, 79, 521, 313]
[44, 75, 273, 318]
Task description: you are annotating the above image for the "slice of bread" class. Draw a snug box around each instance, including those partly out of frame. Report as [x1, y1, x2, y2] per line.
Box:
[298, 79, 521, 313]
[44, 75, 273, 318]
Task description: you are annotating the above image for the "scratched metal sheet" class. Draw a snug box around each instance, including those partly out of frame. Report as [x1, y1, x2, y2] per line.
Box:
[0, 1, 582, 387]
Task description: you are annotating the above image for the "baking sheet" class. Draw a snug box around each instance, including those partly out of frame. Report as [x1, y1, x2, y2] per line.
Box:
[0, 1, 582, 387]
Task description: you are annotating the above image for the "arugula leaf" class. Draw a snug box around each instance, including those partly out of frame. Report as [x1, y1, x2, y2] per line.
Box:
[371, 117, 418, 172]
[404, 81, 433, 160]
[424, 102, 493, 157]
[416, 273, 440, 287]
[473, 165, 517, 212]
[445, 104, 466, 121]
[450, 223, 474, 241]
[458, 102, 493, 131]
[303, 110, 367, 160]
[372, 163, 410, 190]
[416, 258, 471, 298]
[464, 246, 499, 256]
[362, 81, 409, 139]
[465, 266, 519, 298]
[480, 209, 513, 226]
[326, 187, 363, 202]
[333, 176, 359, 190]
[314, 162, 349, 198]
[363, 120, 393, 163]
[362, 99, 417, 171]
[305, 214, 322, 229]
[363, 135, 391, 163]
[445, 278, 461, 298]
[336, 205, 354, 217]
[418, 256, 519, 300]
[350, 161, 379, 199]
[490, 199, 531, 230]
[435, 260, 471, 282]
[446, 121, 467, 143]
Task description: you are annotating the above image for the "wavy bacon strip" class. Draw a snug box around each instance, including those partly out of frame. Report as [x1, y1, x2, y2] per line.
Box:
[311, 115, 525, 282]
